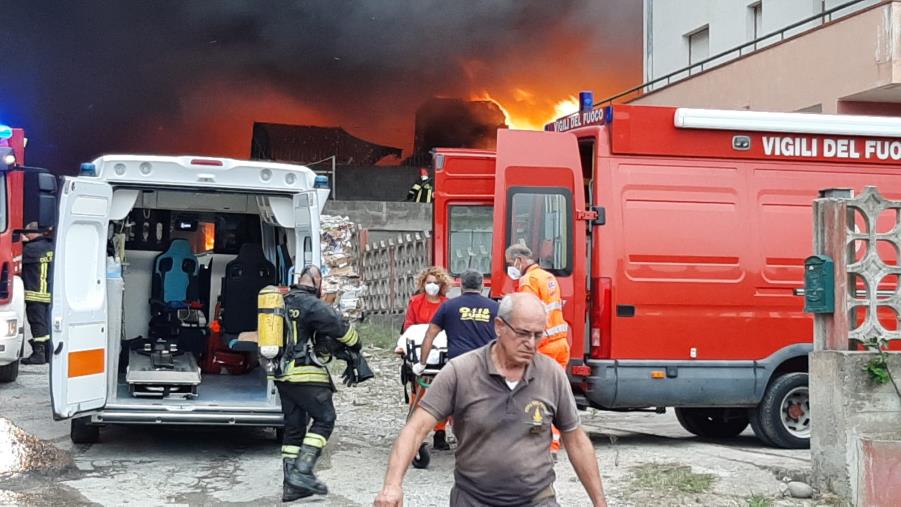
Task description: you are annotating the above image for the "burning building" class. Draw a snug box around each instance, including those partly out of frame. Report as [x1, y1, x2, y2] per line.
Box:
[250, 123, 402, 166]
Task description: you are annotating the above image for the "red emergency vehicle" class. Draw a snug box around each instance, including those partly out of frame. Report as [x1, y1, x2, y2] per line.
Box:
[432, 104, 901, 449]
[0, 125, 57, 382]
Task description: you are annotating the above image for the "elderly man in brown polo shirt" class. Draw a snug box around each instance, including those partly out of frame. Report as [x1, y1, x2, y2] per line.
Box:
[374, 292, 607, 507]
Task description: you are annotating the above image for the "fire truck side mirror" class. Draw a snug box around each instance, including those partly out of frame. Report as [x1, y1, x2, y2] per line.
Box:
[803, 255, 835, 313]
[24, 168, 59, 230]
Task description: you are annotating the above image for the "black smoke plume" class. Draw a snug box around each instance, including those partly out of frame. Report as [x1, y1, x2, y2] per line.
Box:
[0, 0, 641, 172]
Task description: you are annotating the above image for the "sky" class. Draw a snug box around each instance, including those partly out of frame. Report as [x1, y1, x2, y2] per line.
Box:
[0, 0, 642, 172]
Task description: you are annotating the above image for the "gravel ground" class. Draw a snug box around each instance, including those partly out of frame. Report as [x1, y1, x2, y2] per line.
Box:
[0, 345, 823, 506]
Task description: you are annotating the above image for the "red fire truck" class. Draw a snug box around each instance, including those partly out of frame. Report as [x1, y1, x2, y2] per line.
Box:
[432, 103, 901, 449]
[0, 125, 57, 382]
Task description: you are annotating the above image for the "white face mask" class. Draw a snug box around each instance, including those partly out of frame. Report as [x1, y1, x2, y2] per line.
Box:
[424, 282, 441, 296]
[507, 262, 522, 280]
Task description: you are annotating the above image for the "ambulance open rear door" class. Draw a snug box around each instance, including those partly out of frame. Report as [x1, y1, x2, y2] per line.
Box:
[50, 177, 112, 419]
[491, 129, 590, 360]
[293, 190, 321, 276]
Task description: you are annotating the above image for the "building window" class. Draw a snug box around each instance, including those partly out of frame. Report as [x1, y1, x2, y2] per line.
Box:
[749, 2, 763, 41]
[687, 26, 709, 70]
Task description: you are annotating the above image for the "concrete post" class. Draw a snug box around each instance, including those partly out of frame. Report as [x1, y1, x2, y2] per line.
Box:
[810, 186, 901, 505]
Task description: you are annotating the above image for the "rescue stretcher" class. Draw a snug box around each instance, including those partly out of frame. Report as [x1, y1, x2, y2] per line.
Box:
[395, 324, 448, 469]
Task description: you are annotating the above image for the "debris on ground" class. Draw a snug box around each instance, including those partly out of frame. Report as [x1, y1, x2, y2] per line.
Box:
[784, 481, 814, 499]
[320, 214, 364, 321]
[0, 417, 74, 478]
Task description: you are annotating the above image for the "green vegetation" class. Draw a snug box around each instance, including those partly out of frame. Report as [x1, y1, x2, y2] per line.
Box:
[629, 463, 716, 495]
[745, 494, 773, 507]
[357, 322, 399, 351]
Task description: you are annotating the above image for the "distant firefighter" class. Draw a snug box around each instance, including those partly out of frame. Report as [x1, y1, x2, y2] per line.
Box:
[406, 168, 434, 203]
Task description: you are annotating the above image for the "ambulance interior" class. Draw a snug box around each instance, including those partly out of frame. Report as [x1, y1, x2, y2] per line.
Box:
[106, 188, 309, 407]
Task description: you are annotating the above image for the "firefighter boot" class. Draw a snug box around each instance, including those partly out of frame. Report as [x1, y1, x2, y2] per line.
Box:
[22, 339, 47, 365]
[286, 445, 328, 496]
[282, 458, 313, 502]
[433, 430, 450, 451]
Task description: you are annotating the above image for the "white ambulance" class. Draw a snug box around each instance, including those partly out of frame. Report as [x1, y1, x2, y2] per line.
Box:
[50, 155, 328, 443]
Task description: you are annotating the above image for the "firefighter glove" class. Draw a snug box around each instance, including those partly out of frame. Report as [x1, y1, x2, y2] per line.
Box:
[341, 363, 359, 387]
[412, 363, 426, 376]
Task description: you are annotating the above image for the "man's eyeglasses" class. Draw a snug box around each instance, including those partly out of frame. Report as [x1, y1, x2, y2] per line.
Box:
[498, 317, 545, 341]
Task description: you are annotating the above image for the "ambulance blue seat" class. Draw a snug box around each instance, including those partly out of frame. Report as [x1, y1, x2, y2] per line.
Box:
[148, 239, 206, 355]
[151, 239, 199, 304]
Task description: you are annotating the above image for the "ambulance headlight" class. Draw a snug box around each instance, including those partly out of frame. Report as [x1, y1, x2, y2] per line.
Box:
[1, 152, 14, 167]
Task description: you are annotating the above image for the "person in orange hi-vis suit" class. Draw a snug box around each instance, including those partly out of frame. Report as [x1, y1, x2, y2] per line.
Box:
[505, 244, 570, 456]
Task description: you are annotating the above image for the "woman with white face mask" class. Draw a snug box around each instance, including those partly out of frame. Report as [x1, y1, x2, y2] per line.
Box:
[400, 265, 452, 450]
[402, 266, 451, 333]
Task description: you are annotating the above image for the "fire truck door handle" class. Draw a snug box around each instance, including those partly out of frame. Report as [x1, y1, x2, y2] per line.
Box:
[793, 288, 805, 296]
[616, 305, 635, 317]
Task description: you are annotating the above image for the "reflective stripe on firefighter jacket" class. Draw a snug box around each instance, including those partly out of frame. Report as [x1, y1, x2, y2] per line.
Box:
[276, 285, 359, 388]
[516, 264, 568, 343]
[407, 180, 434, 203]
[22, 238, 53, 303]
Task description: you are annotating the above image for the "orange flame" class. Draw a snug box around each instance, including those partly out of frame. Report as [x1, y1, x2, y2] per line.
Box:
[472, 91, 579, 131]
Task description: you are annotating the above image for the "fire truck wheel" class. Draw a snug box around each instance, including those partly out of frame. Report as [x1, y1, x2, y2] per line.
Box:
[748, 406, 777, 447]
[70, 417, 100, 444]
[674, 407, 749, 438]
[751, 372, 810, 449]
[0, 360, 19, 383]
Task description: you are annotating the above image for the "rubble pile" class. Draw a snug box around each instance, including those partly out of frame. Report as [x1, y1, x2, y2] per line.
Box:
[320, 215, 364, 321]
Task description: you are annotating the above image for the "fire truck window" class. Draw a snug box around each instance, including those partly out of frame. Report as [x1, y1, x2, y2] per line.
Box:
[448, 205, 493, 275]
[0, 174, 6, 233]
[509, 191, 571, 275]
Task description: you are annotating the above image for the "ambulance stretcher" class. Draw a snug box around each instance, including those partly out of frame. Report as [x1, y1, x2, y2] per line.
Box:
[395, 323, 448, 469]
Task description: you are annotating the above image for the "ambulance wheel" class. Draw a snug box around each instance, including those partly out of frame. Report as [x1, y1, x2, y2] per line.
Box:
[70, 417, 100, 444]
[674, 408, 749, 438]
[750, 372, 810, 449]
[412, 443, 430, 469]
[0, 360, 19, 383]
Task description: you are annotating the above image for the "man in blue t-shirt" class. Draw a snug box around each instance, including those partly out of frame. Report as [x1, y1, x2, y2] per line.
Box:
[412, 268, 499, 450]
[414, 269, 499, 370]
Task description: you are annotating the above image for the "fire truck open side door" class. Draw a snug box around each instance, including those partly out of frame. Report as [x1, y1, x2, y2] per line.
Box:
[491, 129, 588, 359]
[50, 177, 112, 419]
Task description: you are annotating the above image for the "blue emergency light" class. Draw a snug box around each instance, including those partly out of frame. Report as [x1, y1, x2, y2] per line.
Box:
[79, 163, 97, 176]
[580, 91, 593, 113]
[314, 175, 329, 189]
[0, 125, 12, 140]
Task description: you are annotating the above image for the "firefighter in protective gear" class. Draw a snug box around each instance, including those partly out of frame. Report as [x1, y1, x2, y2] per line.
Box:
[274, 265, 366, 501]
[21, 223, 53, 365]
[505, 244, 570, 454]
[406, 168, 434, 203]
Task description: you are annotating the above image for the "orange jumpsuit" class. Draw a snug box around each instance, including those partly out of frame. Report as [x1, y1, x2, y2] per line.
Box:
[517, 263, 570, 452]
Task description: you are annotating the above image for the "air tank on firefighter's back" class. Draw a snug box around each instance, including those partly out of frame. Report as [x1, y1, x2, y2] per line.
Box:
[257, 286, 286, 372]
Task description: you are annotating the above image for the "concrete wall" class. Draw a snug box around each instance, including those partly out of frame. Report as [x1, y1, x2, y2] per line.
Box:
[323, 200, 431, 244]
[326, 165, 421, 202]
[810, 350, 901, 503]
[643, 0, 881, 83]
[633, 2, 901, 113]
